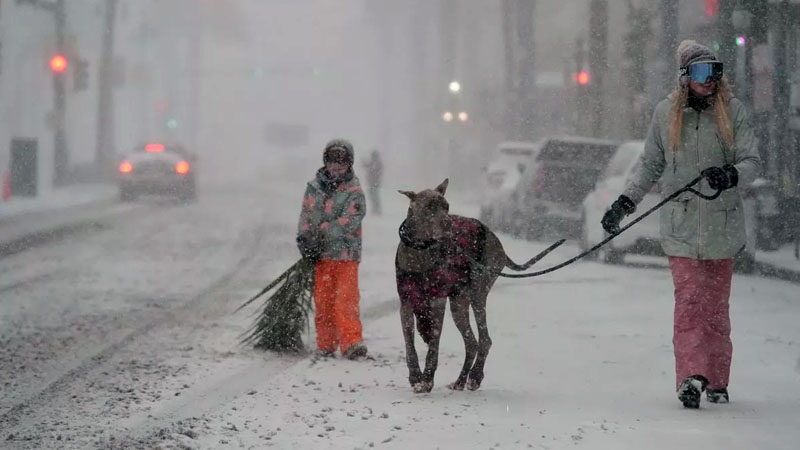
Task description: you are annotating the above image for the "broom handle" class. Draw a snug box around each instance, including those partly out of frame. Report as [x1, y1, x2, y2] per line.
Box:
[234, 258, 305, 313]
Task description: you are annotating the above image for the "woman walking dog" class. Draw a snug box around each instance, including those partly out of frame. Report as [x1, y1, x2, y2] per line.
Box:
[601, 40, 760, 408]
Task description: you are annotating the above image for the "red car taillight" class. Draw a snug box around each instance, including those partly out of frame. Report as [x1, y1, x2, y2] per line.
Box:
[175, 160, 190, 175]
[650, 181, 663, 194]
[119, 161, 133, 174]
[533, 166, 546, 197]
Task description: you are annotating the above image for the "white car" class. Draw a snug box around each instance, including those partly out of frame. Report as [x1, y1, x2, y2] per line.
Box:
[580, 141, 757, 272]
[479, 141, 539, 232]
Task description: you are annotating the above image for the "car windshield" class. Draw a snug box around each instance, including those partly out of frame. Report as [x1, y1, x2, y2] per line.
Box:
[532, 140, 618, 205]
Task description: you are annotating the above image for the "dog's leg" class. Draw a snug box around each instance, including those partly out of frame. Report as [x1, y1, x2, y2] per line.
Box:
[400, 305, 423, 389]
[416, 297, 446, 393]
[467, 293, 492, 391]
[447, 296, 478, 391]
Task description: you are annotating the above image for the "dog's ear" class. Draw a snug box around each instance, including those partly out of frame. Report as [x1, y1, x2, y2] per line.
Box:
[435, 178, 449, 196]
[398, 190, 417, 202]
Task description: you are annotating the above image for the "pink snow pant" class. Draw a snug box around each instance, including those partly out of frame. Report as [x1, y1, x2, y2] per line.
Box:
[668, 257, 734, 391]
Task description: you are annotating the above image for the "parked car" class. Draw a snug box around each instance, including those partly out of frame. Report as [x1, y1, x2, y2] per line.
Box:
[746, 177, 783, 251]
[117, 142, 197, 202]
[580, 140, 758, 273]
[510, 136, 619, 239]
[479, 141, 540, 232]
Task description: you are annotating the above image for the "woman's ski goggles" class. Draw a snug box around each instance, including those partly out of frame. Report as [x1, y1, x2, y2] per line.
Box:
[681, 62, 724, 83]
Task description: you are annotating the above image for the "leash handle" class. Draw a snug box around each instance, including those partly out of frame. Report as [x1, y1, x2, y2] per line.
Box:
[496, 176, 721, 279]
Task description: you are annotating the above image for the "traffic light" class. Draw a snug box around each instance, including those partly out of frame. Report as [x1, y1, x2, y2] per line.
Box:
[74, 58, 89, 91]
[576, 70, 590, 86]
[49, 54, 68, 75]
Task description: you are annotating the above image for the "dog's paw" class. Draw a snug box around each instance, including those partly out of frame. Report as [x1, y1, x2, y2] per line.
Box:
[466, 378, 481, 391]
[412, 381, 433, 393]
[447, 381, 465, 391]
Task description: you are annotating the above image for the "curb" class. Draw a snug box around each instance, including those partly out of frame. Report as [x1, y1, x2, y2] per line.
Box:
[0, 195, 121, 258]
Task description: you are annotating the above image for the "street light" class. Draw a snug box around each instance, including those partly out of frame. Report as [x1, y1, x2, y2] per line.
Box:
[448, 81, 461, 94]
[443, 111, 454, 122]
[458, 111, 469, 122]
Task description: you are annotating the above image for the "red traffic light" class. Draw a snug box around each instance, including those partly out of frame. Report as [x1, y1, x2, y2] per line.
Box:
[705, 0, 719, 16]
[576, 70, 590, 86]
[50, 54, 68, 74]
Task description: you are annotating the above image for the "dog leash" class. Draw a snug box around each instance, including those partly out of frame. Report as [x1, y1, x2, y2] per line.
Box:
[477, 175, 722, 279]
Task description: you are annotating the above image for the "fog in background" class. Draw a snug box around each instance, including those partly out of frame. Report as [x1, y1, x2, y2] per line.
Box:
[0, 0, 623, 197]
[2, 0, 798, 198]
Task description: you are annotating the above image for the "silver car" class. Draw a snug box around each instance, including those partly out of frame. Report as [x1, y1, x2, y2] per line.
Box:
[117, 143, 197, 202]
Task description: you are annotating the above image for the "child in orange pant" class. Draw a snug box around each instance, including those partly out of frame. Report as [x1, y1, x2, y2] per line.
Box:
[297, 139, 368, 359]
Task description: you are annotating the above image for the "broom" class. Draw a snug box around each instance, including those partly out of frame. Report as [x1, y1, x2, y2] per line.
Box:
[237, 257, 316, 352]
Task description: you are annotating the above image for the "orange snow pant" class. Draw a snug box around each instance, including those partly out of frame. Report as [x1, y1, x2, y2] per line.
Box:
[313, 260, 363, 354]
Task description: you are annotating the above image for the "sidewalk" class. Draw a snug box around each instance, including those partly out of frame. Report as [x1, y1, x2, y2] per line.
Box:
[0, 183, 120, 257]
[757, 243, 800, 272]
[0, 183, 117, 222]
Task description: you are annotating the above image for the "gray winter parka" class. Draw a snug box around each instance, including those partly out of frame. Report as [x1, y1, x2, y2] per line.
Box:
[622, 94, 761, 259]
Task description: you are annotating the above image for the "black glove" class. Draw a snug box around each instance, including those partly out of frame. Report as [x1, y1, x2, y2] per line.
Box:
[296, 231, 323, 261]
[601, 195, 636, 235]
[701, 164, 738, 191]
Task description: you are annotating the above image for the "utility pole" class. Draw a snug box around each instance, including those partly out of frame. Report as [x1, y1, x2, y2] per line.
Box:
[623, 0, 652, 138]
[187, 0, 203, 156]
[773, 0, 792, 197]
[717, 0, 736, 89]
[588, 0, 607, 137]
[52, 0, 68, 186]
[574, 37, 588, 135]
[516, 0, 536, 140]
[439, 0, 459, 176]
[95, 0, 118, 177]
[659, 0, 678, 99]
[502, 0, 518, 139]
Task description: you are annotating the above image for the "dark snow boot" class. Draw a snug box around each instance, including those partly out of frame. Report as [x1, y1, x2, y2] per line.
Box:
[677, 375, 708, 409]
[343, 342, 368, 360]
[706, 388, 729, 404]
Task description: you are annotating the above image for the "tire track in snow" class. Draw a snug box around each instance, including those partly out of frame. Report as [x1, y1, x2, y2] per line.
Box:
[107, 294, 402, 444]
[0, 213, 271, 430]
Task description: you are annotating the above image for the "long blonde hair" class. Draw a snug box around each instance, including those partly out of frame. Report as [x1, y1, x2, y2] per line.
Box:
[667, 76, 734, 152]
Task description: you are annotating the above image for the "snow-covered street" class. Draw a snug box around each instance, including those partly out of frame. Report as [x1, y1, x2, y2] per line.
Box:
[1, 181, 798, 450]
[3, 1, 800, 449]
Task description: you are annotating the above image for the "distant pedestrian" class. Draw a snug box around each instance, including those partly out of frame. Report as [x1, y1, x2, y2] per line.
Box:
[601, 40, 761, 408]
[361, 150, 383, 216]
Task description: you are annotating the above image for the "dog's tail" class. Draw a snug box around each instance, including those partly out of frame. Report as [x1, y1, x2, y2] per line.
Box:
[503, 239, 566, 271]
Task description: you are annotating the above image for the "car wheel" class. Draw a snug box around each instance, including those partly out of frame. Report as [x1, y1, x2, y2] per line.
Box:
[734, 251, 756, 274]
[756, 219, 782, 251]
[579, 211, 598, 261]
[479, 206, 491, 224]
[602, 248, 624, 265]
[119, 187, 137, 202]
[508, 211, 525, 239]
[178, 187, 197, 203]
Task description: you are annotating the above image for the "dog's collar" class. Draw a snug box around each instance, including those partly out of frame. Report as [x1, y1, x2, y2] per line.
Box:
[399, 219, 440, 250]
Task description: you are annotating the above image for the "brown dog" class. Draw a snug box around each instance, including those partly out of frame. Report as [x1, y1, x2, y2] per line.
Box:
[396, 179, 542, 393]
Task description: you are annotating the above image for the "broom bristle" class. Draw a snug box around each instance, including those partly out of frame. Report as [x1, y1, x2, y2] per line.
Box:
[240, 258, 315, 352]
